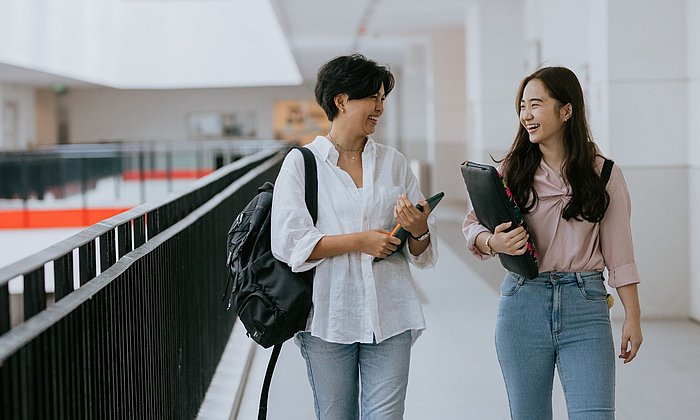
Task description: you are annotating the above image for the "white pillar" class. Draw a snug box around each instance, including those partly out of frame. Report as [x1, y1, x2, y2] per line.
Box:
[0, 82, 36, 150]
[688, 0, 700, 321]
[428, 28, 467, 203]
[465, 0, 525, 165]
[397, 43, 431, 194]
[398, 43, 429, 161]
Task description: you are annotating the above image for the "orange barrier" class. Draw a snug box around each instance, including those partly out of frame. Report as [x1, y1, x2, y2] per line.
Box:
[121, 169, 213, 181]
[0, 208, 131, 229]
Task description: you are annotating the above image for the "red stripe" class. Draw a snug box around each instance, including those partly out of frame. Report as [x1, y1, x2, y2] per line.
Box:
[121, 169, 213, 181]
[0, 208, 132, 229]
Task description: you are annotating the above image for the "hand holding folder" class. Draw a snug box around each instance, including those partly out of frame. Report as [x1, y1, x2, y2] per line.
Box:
[460, 161, 539, 279]
[373, 192, 444, 262]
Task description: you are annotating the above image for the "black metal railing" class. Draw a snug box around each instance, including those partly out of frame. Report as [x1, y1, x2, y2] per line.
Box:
[0, 141, 283, 229]
[0, 148, 286, 419]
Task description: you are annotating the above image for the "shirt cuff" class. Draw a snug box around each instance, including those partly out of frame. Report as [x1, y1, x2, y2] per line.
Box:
[404, 229, 438, 268]
[607, 263, 641, 288]
[289, 232, 326, 272]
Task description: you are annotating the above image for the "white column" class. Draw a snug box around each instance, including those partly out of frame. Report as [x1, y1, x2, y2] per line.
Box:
[688, 0, 700, 321]
[398, 44, 429, 161]
[397, 43, 431, 194]
[0, 82, 36, 150]
[428, 28, 467, 203]
[466, 0, 525, 165]
[0, 83, 5, 149]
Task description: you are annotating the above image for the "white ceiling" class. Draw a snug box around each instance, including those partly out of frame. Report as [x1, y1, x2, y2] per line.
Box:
[273, 0, 472, 83]
[0, 0, 474, 89]
[0, 62, 96, 87]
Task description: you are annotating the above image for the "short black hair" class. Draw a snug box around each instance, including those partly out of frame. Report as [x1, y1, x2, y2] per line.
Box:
[314, 54, 395, 121]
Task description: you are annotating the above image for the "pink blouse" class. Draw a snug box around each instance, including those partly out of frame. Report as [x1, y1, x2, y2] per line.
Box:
[462, 157, 640, 288]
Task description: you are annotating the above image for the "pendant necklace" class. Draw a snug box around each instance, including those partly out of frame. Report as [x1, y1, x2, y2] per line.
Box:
[328, 133, 363, 160]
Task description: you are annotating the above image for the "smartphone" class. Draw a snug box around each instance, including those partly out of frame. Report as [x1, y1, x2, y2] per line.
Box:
[374, 191, 445, 262]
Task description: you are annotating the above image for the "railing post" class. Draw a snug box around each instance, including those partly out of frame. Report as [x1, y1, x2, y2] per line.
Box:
[23, 268, 46, 320]
[134, 215, 146, 248]
[79, 240, 96, 286]
[117, 221, 132, 259]
[99, 229, 116, 273]
[54, 253, 74, 301]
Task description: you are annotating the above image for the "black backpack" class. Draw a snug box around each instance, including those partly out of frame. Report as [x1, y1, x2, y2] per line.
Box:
[223, 146, 317, 420]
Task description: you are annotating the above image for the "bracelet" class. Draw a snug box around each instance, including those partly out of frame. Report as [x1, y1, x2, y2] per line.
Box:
[485, 234, 497, 256]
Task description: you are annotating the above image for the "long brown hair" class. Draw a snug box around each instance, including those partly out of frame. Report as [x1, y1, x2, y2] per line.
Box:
[502, 67, 610, 222]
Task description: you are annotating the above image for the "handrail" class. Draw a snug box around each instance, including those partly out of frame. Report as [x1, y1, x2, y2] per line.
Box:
[0, 153, 285, 364]
[0, 147, 281, 335]
[0, 148, 278, 285]
[0, 150, 286, 419]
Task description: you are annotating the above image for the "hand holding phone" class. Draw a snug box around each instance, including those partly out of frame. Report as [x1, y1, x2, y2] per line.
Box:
[374, 192, 445, 262]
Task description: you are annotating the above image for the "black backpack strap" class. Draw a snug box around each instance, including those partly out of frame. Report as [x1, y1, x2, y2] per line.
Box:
[258, 343, 282, 420]
[601, 158, 614, 187]
[257, 147, 318, 420]
[291, 146, 318, 223]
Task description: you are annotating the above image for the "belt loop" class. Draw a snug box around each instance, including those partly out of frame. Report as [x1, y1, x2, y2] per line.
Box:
[575, 272, 584, 287]
[517, 275, 527, 286]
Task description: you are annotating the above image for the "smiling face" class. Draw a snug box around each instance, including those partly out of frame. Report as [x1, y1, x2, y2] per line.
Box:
[337, 84, 385, 137]
[519, 79, 571, 148]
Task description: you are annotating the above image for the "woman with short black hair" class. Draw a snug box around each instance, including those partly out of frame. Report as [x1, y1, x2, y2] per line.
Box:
[272, 54, 438, 419]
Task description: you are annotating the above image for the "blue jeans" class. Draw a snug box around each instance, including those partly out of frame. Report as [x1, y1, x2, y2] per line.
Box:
[495, 271, 615, 420]
[297, 331, 412, 420]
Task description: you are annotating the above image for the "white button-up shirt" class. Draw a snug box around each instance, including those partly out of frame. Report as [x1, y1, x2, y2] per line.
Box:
[271, 136, 438, 344]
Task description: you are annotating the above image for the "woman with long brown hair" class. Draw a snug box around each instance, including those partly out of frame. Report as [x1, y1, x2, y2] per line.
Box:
[463, 66, 642, 419]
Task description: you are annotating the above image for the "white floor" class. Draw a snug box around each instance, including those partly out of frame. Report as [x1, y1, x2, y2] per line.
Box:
[0, 228, 82, 269]
[233, 207, 700, 420]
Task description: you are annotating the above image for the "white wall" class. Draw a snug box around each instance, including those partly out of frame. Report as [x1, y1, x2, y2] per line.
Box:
[688, 0, 700, 321]
[58, 85, 317, 143]
[0, 82, 36, 150]
[465, 0, 524, 165]
[55, 83, 398, 149]
[398, 44, 430, 162]
[34, 89, 57, 146]
[429, 28, 467, 204]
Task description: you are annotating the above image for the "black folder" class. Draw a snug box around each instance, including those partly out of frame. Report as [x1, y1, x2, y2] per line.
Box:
[460, 161, 539, 279]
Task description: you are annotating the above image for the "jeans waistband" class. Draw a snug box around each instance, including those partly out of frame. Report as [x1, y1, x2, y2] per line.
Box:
[509, 271, 603, 284]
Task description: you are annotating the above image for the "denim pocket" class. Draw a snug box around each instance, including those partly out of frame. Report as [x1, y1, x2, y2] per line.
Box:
[578, 278, 607, 300]
[500, 274, 524, 296]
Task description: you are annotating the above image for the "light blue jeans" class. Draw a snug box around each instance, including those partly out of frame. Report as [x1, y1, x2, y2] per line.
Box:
[297, 330, 412, 420]
[495, 271, 615, 420]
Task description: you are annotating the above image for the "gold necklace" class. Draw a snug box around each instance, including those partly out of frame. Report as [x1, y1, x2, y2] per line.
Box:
[328, 133, 363, 160]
